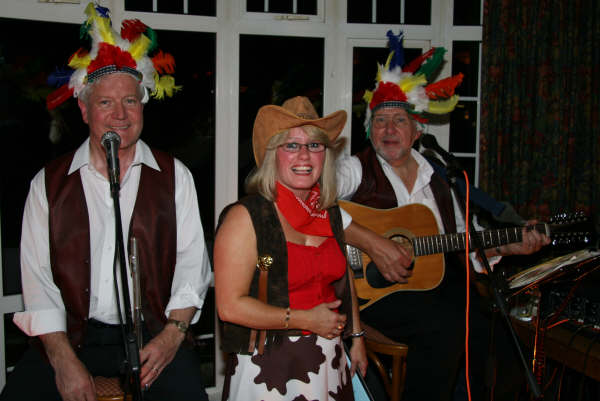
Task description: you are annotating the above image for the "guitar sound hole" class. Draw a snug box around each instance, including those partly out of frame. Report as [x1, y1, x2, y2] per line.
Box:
[365, 262, 395, 288]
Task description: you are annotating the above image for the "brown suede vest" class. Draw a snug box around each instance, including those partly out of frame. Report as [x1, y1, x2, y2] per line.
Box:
[45, 147, 176, 348]
[218, 194, 353, 355]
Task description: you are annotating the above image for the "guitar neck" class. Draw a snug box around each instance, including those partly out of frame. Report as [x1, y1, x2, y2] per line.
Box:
[412, 223, 548, 257]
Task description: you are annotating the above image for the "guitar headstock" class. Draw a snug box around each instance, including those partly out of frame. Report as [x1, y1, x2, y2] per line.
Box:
[547, 211, 596, 246]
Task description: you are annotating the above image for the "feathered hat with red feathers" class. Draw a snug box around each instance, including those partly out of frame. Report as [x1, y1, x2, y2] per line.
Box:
[363, 30, 463, 135]
[46, 2, 181, 110]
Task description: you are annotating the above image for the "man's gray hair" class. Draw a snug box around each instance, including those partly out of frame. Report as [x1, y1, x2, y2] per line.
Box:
[77, 74, 147, 105]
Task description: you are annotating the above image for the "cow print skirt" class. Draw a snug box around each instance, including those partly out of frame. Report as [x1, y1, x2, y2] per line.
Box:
[222, 334, 355, 401]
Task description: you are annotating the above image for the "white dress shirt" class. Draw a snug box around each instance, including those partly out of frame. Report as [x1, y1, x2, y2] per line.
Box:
[14, 138, 212, 336]
[336, 148, 499, 273]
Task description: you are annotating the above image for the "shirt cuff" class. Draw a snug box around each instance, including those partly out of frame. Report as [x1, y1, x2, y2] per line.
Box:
[165, 285, 206, 325]
[13, 309, 67, 337]
[471, 253, 502, 273]
[340, 208, 353, 230]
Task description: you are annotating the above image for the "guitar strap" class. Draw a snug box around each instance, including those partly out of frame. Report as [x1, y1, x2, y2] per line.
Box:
[248, 259, 269, 355]
[425, 156, 507, 218]
[427, 160, 471, 276]
[428, 169, 457, 235]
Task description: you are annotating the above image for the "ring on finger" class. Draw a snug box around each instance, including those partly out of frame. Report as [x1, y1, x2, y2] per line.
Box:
[337, 324, 343, 330]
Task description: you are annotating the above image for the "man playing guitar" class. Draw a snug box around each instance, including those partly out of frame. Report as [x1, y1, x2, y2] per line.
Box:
[338, 31, 549, 401]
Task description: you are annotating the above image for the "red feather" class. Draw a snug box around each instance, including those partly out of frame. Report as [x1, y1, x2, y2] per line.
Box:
[410, 113, 429, 123]
[47, 84, 74, 110]
[370, 82, 407, 109]
[121, 19, 148, 42]
[425, 73, 464, 99]
[152, 51, 176, 75]
[87, 43, 137, 73]
[403, 48, 436, 73]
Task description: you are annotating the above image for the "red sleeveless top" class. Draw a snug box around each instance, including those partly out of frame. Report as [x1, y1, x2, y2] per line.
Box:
[287, 237, 346, 310]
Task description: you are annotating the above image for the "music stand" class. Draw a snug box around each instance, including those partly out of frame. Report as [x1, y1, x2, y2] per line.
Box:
[507, 249, 600, 295]
[506, 248, 600, 393]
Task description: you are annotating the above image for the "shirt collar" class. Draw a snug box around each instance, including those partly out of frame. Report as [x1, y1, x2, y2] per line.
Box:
[68, 138, 160, 175]
[375, 148, 434, 178]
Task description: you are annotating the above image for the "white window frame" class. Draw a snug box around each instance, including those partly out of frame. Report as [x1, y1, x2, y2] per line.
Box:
[241, 0, 325, 22]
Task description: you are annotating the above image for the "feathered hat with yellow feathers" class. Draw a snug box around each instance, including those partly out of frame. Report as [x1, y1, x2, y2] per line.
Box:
[363, 30, 463, 136]
[46, 2, 181, 110]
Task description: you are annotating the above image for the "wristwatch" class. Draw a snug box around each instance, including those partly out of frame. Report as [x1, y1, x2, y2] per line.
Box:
[166, 318, 189, 334]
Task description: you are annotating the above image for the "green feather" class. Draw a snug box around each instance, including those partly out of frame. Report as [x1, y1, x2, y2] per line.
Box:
[416, 47, 446, 81]
[145, 27, 158, 54]
[79, 21, 92, 42]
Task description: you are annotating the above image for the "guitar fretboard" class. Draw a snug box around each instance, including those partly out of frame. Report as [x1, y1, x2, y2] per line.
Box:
[412, 224, 546, 257]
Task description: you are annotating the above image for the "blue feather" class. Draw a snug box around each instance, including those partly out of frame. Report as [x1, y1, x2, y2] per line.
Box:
[47, 67, 74, 88]
[95, 5, 110, 19]
[386, 30, 405, 70]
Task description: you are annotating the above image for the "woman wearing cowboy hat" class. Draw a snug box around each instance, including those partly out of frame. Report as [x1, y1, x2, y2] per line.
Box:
[214, 96, 367, 400]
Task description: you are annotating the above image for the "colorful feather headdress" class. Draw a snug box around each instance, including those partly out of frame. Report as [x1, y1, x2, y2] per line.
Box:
[363, 30, 463, 133]
[46, 2, 181, 110]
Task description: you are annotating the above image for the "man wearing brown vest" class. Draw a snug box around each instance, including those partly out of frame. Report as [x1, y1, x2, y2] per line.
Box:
[1, 6, 211, 401]
[338, 31, 549, 401]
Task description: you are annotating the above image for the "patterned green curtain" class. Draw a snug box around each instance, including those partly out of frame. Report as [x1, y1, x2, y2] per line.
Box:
[480, 0, 600, 225]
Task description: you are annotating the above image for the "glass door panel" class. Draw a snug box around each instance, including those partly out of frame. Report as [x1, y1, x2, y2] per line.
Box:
[238, 35, 324, 196]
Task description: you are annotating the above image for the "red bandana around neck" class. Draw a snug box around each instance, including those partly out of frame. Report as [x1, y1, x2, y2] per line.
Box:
[275, 181, 333, 237]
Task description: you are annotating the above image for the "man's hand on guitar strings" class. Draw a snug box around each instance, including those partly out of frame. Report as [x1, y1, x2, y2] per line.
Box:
[343, 220, 414, 283]
[367, 235, 414, 283]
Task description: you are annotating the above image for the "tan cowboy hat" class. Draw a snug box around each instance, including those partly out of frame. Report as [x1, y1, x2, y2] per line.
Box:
[252, 96, 347, 167]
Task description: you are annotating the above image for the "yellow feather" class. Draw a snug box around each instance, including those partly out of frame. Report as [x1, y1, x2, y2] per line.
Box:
[84, 2, 95, 18]
[152, 74, 182, 99]
[375, 64, 384, 83]
[129, 35, 151, 61]
[384, 51, 393, 70]
[427, 96, 459, 114]
[95, 15, 116, 45]
[68, 53, 91, 69]
[363, 90, 373, 104]
[399, 74, 427, 93]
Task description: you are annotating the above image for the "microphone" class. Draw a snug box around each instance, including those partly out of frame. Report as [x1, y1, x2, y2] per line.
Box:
[101, 131, 121, 192]
[420, 133, 457, 164]
[420, 133, 464, 180]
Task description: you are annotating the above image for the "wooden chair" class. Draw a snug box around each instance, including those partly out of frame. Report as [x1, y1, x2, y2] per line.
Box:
[362, 323, 408, 401]
[95, 376, 131, 401]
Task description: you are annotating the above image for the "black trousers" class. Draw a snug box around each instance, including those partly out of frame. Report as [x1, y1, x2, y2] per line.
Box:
[457, 291, 526, 401]
[361, 267, 524, 401]
[362, 285, 465, 401]
[0, 320, 208, 401]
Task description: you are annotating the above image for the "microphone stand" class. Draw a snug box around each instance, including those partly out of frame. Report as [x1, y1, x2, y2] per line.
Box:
[423, 135, 542, 400]
[105, 146, 144, 401]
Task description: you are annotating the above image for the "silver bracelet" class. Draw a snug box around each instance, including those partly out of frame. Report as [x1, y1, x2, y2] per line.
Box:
[350, 329, 366, 338]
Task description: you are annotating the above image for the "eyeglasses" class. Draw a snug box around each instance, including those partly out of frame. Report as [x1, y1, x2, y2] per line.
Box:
[372, 114, 410, 129]
[279, 142, 326, 153]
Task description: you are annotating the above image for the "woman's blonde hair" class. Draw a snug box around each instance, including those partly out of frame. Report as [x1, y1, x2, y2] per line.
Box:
[245, 125, 346, 210]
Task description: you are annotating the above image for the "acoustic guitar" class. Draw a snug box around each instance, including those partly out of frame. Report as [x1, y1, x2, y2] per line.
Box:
[339, 200, 593, 310]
